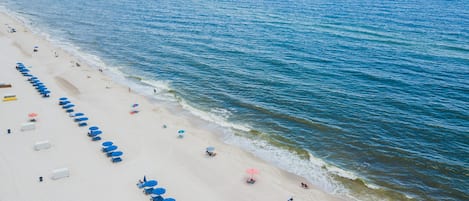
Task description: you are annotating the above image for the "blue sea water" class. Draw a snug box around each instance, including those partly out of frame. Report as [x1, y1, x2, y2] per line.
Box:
[2, 0, 468, 200]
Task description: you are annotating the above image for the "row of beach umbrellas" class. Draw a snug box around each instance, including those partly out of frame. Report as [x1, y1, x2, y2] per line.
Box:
[138, 177, 175, 201]
[59, 97, 88, 127]
[17, 62, 51, 97]
[59, 97, 123, 163]
[102, 140, 123, 163]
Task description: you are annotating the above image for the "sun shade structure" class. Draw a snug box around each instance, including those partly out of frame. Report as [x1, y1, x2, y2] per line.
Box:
[152, 188, 166, 195]
[163, 198, 176, 201]
[206, 146, 215, 152]
[144, 180, 158, 187]
[110, 151, 123, 157]
[102, 141, 113, 147]
[246, 168, 259, 179]
[89, 126, 99, 130]
[103, 145, 118, 152]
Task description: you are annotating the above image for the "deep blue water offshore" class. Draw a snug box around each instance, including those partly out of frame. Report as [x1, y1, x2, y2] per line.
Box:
[2, 0, 468, 200]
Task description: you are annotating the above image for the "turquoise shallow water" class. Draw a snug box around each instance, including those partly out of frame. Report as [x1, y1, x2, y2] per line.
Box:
[2, 0, 468, 200]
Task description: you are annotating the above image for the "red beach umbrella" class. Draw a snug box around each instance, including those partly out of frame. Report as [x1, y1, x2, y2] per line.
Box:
[246, 168, 259, 179]
[28, 112, 38, 118]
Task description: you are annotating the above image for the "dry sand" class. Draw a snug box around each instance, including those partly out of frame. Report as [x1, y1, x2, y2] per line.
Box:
[0, 11, 343, 201]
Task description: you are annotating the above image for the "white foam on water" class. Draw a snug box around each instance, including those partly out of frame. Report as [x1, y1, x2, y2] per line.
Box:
[178, 99, 251, 132]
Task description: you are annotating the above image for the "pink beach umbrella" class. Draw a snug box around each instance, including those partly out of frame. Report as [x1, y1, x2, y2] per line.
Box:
[246, 168, 259, 179]
[28, 112, 38, 121]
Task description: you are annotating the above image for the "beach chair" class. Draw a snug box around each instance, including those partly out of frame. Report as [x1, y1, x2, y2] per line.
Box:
[78, 122, 88, 127]
[112, 157, 122, 163]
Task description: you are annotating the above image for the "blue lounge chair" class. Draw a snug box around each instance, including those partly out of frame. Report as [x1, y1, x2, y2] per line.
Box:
[112, 157, 122, 163]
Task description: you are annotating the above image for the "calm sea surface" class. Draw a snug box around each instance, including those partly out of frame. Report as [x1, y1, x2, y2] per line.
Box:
[2, 0, 468, 200]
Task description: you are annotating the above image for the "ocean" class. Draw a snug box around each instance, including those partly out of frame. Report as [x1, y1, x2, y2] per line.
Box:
[1, 0, 468, 200]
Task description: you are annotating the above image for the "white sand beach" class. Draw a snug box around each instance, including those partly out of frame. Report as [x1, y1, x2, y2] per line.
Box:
[0, 11, 342, 201]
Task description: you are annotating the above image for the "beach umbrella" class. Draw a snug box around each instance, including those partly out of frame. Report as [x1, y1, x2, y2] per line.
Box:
[144, 180, 157, 187]
[74, 113, 84, 117]
[246, 168, 259, 179]
[90, 130, 102, 137]
[63, 104, 75, 109]
[110, 151, 123, 157]
[59, 97, 68, 101]
[102, 141, 113, 147]
[66, 109, 74, 113]
[152, 188, 166, 195]
[163, 198, 176, 201]
[34, 46, 39, 48]
[206, 146, 215, 152]
[104, 145, 118, 152]
[89, 126, 99, 130]
[178, 129, 185, 134]
[28, 112, 38, 118]
[132, 103, 139, 108]
[75, 117, 89, 122]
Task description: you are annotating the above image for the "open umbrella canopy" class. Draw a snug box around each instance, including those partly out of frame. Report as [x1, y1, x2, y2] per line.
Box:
[90, 130, 102, 136]
[75, 117, 89, 122]
[74, 113, 84, 116]
[28, 113, 38, 118]
[59, 97, 68, 101]
[163, 198, 176, 201]
[144, 180, 158, 187]
[60, 100, 70, 105]
[63, 104, 75, 109]
[132, 103, 139, 108]
[66, 109, 74, 113]
[89, 126, 99, 130]
[246, 168, 259, 176]
[152, 188, 166, 195]
[206, 146, 215, 152]
[177, 130, 185, 134]
[102, 141, 113, 147]
[110, 151, 123, 157]
[104, 145, 118, 152]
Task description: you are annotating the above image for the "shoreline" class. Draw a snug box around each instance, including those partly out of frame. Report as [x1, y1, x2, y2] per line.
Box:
[0, 9, 343, 201]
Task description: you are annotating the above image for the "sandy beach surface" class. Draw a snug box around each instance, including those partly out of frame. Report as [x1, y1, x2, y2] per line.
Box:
[0, 11, 342, 201]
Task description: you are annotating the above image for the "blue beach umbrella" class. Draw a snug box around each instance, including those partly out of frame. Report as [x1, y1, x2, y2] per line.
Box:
[152, 188, 166, 195]
[90, 130, 102, 137]
[104, 145, 118, 152]
[75, 117, 89, 122]
[59, 97, 68, 101]
[60, 100, 70, 105]
[144, 180, 157, 187]
[178, 129, 185, 134]
[66, 109, 74, 113]
[164, 198, 176, 201]
[206, 146, 215, 152]
[89, 126, 99, 130]
[132, 103, 139, 108]
[63, 104, 75, 109]
[110, 151, 123, 157]
[74, 113, 84, 116]
[102, 141, 113, 147]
